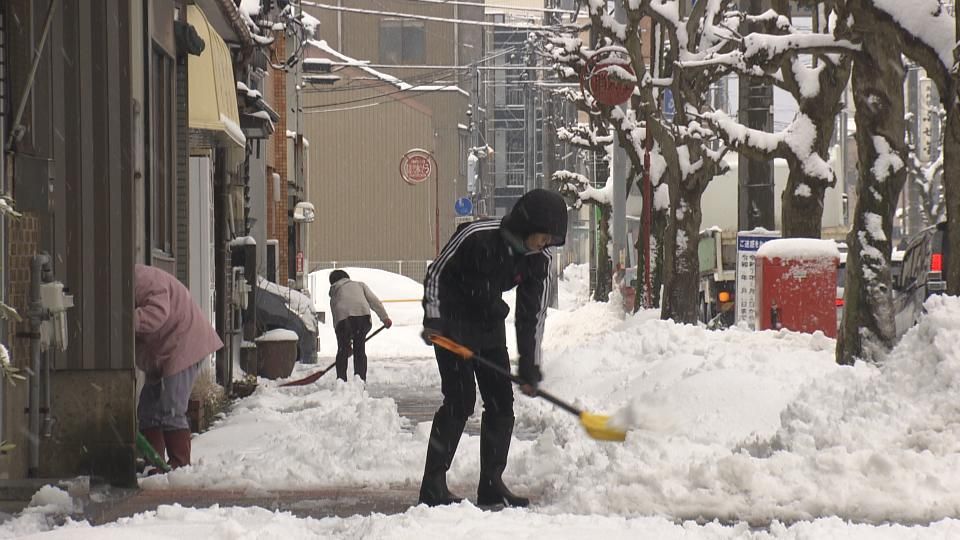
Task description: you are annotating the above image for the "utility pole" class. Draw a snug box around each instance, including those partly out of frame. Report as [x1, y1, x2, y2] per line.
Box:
[611, 0, 628, 271]
[525, 44, 536, 192]
[543, 0, 560, 308]
[905, 64, 922, 237]
[738, 0, 775, 232]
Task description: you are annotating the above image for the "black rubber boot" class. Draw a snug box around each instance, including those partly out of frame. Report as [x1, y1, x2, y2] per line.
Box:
[418, 408, 467, 506]
[477, 414, 529, 507]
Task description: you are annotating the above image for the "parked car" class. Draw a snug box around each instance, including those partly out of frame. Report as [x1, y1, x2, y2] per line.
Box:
[835, 242, 847, 329]
[893, 221, 948, 337]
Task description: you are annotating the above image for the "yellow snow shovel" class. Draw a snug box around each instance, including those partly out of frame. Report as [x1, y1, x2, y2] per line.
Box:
[430, 335, 626, 442]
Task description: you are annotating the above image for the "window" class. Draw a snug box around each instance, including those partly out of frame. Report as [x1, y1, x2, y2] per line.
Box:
[379, 19, 425, 64]
[150, 45, 175, 254]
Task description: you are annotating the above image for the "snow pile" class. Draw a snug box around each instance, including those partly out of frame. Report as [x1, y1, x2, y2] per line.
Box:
[26, 486, 74, 515]
[309, 267, 424, 328]
[139, 379, 427, 491]
[9, 267, 960, 538]
[0, 486, 77, 539]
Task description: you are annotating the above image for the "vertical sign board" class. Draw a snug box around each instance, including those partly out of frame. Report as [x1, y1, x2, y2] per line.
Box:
[735, 230, 780, 329]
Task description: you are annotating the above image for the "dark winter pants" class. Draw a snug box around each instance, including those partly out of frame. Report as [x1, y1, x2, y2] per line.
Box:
[335, 315, 373, 381]
[421, 339, 515, 489]
[434, 342, 514, 423]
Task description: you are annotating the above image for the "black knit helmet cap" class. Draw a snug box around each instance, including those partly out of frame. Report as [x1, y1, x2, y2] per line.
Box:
[501, 188, 568, 246]
[329, 269, 349, 285]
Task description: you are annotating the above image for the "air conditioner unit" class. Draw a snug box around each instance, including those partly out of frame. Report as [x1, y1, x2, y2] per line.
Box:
[293, 201, 316, 223]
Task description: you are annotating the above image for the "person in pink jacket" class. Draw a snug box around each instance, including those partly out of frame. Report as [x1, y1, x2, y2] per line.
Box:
[135, 264, 223, 470]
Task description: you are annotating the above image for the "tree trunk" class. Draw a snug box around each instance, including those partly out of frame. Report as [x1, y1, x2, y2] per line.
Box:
[781, 76, 849, 238]
[781, 154, 829, 238]
[837, 4, 907, 365]
[593, 205, 613, 302]
[635, 207, 666, 310]
[943, 106, 960, 295]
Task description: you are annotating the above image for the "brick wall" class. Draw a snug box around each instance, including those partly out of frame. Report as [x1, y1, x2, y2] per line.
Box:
[271, 32, 289, 284]
[175, 53, 189, 281]
[6, 215, 38, 367]
[2, 214, 39, 474]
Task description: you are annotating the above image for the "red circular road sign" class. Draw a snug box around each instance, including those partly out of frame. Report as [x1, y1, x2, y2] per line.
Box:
[400, 149, 435, 185]
[581, 56, 635, 106]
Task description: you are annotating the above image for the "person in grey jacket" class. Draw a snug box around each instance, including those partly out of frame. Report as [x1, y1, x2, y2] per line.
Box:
[328, 270, 392, 381]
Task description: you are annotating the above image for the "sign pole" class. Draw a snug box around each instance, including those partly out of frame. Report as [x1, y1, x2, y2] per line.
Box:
[643, 128, 652, 309]
[399, 149, 440, 257]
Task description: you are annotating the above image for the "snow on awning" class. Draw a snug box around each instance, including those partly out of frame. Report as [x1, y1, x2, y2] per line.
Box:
[188, 5, 245, 148]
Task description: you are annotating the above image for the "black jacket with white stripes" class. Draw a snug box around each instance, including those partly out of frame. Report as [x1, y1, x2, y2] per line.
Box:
[422, 219, 553, 372]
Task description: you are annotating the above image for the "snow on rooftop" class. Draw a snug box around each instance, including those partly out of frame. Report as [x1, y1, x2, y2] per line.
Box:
[300, 10, 320, 36]
[409, 85, 469, 96]
[305, 40, 466, 96]
[307, 40, 410, 90]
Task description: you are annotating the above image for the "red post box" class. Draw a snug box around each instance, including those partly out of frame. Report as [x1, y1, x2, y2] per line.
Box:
[755, 239, 840, 337]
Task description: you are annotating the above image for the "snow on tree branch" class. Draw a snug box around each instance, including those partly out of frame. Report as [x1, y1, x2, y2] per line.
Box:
[741, 33, 860, 63]
[871, 135, 906, 184]
[872, 0, 955, 71]
[553, 169, 612, 207]
[701, 109, 834, 185]
[557, 123, 614, 150]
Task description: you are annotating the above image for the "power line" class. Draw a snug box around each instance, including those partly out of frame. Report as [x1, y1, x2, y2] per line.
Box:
[299, 43, 523, 94]
[397, 0, 575, 15]
[324, 62, 558, 71]
[301, 66, 461, 93]
[299, 1, 576, 31]
[303, 85, 471, 114]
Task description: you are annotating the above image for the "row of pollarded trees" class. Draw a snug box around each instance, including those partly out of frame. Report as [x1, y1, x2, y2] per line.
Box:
[541, 0, 960, 365]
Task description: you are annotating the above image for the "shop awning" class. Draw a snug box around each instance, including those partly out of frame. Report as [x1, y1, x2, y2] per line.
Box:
[187, 5, 245, 148]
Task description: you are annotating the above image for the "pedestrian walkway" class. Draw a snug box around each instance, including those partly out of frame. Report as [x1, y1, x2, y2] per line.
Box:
[75, 381, 538, 525]
[83, 486, 423, 525]
[368, 383, 481, 436]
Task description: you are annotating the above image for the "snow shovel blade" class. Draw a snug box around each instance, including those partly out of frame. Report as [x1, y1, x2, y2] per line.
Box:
[279, 361, 336, 387]
[430, 335, 626, 442]
[280, 325, 388, 387]
[579, 412, 625, 442]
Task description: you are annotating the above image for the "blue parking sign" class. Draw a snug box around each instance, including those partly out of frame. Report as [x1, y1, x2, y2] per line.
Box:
[454, 197, 473, 216]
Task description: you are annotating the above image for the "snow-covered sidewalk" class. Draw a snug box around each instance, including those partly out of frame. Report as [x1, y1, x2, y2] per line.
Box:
[5, 265, 960, 539]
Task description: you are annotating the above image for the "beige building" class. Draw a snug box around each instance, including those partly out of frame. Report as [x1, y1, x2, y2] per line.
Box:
[300, 1, 483, 276]
[300, 42, 471, 265]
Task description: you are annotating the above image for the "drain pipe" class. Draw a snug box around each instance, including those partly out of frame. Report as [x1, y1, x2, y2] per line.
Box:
[27, 253, 51, 477]
[0, 0, 8, 455]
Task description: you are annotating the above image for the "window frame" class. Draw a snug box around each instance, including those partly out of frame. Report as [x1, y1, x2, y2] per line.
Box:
[378, 18, 426, 65]
[149, 43, 176, 255]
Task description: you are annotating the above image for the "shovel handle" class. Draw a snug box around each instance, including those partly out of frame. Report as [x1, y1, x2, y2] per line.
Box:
[281, 324, 386, 387]
[366, 324, 387, 342]
[430, 335, 583, 417]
